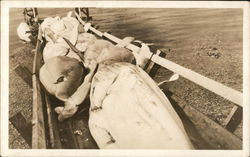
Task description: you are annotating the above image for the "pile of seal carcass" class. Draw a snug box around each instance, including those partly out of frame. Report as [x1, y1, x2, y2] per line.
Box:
[36, 12, 193, 149]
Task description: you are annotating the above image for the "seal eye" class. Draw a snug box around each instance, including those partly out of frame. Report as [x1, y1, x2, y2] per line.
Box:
[54, 76, 65, 84]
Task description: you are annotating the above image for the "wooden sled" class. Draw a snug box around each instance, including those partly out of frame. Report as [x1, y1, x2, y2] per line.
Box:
[32, 8, 242, 149]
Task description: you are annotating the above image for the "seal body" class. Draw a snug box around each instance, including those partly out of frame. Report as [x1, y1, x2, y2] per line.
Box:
[39, 56, 85, 101]
[43, 42, 81, 62]
[41, 16, 79, 45]
[89, 61, 193, 149]
[82, 39, 135, 69]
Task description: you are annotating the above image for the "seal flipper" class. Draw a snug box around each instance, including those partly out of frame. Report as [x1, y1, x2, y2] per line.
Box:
[63, 37, 85, 61]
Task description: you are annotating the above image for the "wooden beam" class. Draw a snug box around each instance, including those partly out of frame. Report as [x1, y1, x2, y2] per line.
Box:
[150, 55, 243, 107]
[32, 26, 47, 149]
[184, 105, 242, 149]
[57, 120, 79, 149]
[44, 94, 62, 148]
[71, 118, 98, 149]
[32, 74, 46, 148]
[162, 88, 242, 149]
[9, 112, 32, 146]
[224, 106, 243, 133]
[147, 50, 167, 78]
[33, 24, 44, 76]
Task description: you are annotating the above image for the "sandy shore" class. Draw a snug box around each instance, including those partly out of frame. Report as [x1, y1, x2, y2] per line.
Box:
[8, 8, 243, 148]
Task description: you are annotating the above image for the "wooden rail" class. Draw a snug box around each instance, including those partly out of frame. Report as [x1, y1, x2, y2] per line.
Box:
[151, 56, 243, 107]
[75, 11, 243, 107]
[32, 25, 47, 149]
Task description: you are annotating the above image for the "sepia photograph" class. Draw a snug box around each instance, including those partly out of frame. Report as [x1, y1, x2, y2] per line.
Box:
[1, 1, 250, 157]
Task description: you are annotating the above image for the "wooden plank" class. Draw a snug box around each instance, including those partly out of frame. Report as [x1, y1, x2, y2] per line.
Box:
[32, 26, 47, 149]
[81, 8, 92, 21]
[74, 11, 103, 37]
[9, 112, 32, 146]
[67, 120, 80, 148]
[184, 105, 242, 149]
[14, 64, 32, 87]
[224, 106, 243, 133]
[101, 31, 140, 52]
[169, 93, 187, 109]
[43, 94, 79, 149]
[71, 119, 98, 149]
[165, 94, 212, 149]
[162, 88, 241, 149]
[147, 50, 167, 78]
[57, 120, 79, 149]
[44, 94, 62, 148]
[90, 27, 104, 37]
[144, 50, 161, 73]
[33, 24, 43, 76]
[151, 55, 243, 107]
[70, 100, 99, 149]
[103, 32, 121, 43]
[32, 74, 46, 149]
